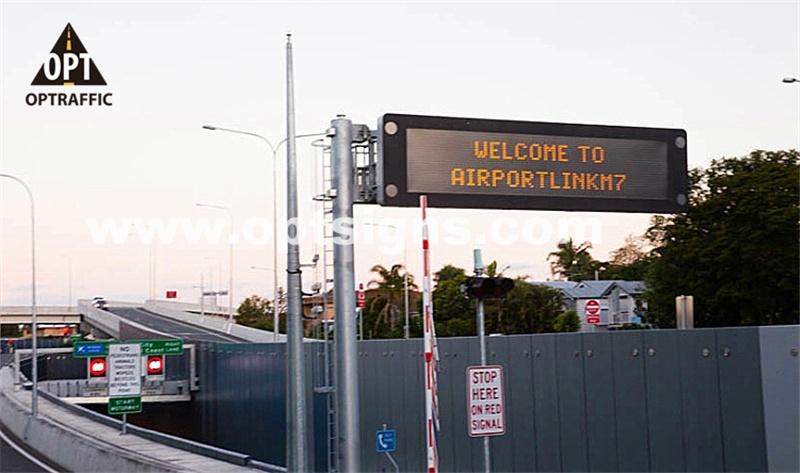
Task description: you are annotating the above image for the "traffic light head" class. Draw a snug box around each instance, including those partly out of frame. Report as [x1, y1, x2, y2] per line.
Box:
[146, 355, 164, 376]
[88, 357, 107, 377]
[463, 277, 515, 299]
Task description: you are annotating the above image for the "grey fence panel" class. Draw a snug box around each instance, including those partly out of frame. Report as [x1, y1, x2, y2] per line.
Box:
[507, 336, 536, 473]
[555, 333, 589, 472]
[386, 340, 407, 471]
[612, 331, 650, 472]
[716, 328, 767, 472]
[438, 338, 459, 473]
[400, 340, 422, 473]
[680, 330, 725, 472]
[360, 342, 381, 473]
[488, 336, 513, 472]
[181, 327, 796, 473]
[450, 337, 477, 473]
[643, 330, 686, 472]
[531, 334, 561, 472]
[582, 332, 618, 472]
[759, 325, 799, 473]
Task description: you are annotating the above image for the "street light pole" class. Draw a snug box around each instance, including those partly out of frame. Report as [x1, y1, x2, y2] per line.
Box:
[0, 174, 37, 418]
[285, 34, 309, 473]
[196, 203, 234, 323]
[201, 127, 324, 341]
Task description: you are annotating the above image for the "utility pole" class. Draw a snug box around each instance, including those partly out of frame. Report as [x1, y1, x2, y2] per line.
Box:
[331, 115, 361, 472]
[285, 34, 308, 472]
[473, 248, 491, 473]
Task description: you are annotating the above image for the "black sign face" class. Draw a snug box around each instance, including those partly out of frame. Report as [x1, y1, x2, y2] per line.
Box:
[377, 114, 687, 213]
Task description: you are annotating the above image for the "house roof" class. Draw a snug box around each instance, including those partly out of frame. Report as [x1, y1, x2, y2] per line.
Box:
[530, 280, 646, 299]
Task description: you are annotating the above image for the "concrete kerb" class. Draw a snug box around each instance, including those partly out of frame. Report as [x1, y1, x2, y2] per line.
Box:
[0, 368, 180, 473]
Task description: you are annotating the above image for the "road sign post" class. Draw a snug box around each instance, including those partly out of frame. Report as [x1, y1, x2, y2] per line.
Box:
[108, 343, 142, 434]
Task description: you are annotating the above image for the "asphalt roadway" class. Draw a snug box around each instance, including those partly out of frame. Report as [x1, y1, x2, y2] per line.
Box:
[0, 427, 55, 473]
[109, 307, 244, 343]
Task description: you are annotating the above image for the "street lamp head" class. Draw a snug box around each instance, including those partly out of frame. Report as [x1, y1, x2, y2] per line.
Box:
[202, 125, 217, 130]
[782, 77, 799, 83]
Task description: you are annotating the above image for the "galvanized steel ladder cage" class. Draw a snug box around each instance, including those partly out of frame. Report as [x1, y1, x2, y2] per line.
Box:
[311, 131, 377, 473]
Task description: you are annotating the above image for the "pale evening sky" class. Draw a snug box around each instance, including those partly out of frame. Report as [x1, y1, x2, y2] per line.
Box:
[1, 1, 798, 306]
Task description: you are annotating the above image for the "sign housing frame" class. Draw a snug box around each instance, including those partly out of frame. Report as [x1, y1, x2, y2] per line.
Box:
[377, 113, 687, 213]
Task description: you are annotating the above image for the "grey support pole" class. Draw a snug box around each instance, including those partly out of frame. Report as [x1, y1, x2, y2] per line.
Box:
[331, 116, 361, 472]
[0, 174, 37, 418]
[285, 34, 308, 472]
[473, 248, 491, 473]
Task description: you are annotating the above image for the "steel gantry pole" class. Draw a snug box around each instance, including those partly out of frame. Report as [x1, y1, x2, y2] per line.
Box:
[285, 34, 308, 472]
[330, 116, 361, 472]
[0, 174, 37, 418]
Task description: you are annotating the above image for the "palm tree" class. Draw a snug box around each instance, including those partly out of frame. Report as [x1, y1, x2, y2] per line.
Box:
[368, 264, 417, 333]
[548, 238, 595, 281]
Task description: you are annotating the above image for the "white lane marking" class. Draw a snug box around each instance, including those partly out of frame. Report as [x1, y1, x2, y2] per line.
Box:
[0, 427, 60, 473]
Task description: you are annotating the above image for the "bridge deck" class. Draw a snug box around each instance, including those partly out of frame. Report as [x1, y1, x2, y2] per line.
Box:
[110, 307, 245, 343]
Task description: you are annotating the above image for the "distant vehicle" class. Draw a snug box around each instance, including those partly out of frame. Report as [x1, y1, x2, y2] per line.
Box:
[91, 297, 108, 310]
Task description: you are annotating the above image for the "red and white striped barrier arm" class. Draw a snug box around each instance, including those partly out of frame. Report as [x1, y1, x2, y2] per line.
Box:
[421, 195, 439, 473]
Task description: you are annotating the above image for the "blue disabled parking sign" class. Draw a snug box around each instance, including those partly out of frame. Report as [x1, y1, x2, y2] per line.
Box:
[376, 429, 396, 453]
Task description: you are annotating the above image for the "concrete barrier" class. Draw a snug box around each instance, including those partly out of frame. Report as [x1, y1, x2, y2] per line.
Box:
[0, 368, 178, 472]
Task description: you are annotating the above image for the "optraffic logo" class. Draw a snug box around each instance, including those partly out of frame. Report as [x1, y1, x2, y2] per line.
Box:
[26, 23, 113, 106]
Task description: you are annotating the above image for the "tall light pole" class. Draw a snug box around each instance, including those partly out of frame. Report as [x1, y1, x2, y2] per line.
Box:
[0, 174, 38, 417]
[364, 222, 411, 339]
[196, 203, 234, 322]
[201, 126, 323, 341]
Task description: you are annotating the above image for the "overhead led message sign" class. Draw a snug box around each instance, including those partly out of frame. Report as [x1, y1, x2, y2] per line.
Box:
[377, 114, 687, 213]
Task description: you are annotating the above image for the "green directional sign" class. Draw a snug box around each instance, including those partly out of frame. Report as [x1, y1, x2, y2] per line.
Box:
[134, 339, 183, 356]
[108, 396, 142, 415]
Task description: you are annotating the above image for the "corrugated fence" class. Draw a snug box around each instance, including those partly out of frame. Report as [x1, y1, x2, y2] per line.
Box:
[191, 326, 798, 472]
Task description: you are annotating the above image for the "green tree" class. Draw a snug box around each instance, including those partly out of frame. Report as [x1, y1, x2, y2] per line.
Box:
[548, 238, 598, 281]
[553, 310, 581, 332]
[602, 235, 653, 280]
[487, 281, 563, 334]
[236, 295, 274, 330]
[367, 264, 417, 337]
[431, 265, 474, 337]
[645, 150, 799, 327]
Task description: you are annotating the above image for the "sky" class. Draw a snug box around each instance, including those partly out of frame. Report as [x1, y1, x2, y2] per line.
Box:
[1, 1, 798, 306]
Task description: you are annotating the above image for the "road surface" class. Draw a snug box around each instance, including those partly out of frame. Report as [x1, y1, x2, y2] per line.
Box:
[109, 307, 244, 343]
[0, 428, 56, 472]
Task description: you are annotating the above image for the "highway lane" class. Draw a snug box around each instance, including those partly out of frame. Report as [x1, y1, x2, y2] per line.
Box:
[109, 307, 244, 343]
[0, 428, 57, 473]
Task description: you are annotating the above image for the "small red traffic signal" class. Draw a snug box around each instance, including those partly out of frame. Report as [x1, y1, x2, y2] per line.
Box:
[146, 355, 164, 375]
[89, 357, 107, 377]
